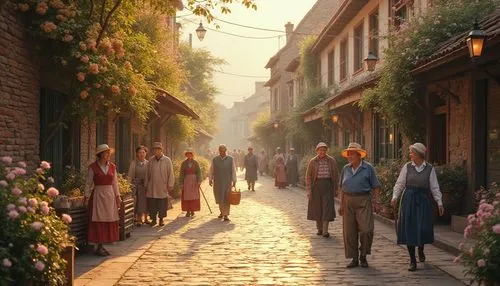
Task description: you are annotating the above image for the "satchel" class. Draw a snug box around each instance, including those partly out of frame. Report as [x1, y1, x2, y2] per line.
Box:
[228, 187, 241, 205]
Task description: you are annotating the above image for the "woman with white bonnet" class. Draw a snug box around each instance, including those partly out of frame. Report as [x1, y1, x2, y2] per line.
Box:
[391, 142, 444, 271]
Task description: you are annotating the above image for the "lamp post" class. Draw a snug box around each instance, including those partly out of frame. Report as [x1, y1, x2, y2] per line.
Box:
[196, 21, 207, 41]
[364, 52, 378, 72]
[466, 21, 486, 60]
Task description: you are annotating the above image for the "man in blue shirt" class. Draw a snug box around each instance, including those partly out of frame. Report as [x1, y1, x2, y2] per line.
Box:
[338, 143, 380, 268]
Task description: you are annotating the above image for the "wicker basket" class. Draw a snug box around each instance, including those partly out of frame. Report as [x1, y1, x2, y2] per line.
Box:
[228, 187, 241, 205]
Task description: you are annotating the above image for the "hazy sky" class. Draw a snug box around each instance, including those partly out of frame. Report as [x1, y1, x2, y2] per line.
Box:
[177, 0, 317, 108]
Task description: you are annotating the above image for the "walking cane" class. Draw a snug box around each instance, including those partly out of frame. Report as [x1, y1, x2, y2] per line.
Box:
[199, 186, 213, 214]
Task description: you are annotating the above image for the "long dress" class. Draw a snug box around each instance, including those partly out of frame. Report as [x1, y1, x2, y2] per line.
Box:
[286, 154, 299, 185]
[274, 156, 287, 188]
[244, 153, 258, 182]
[86, 161, 120, 244]
[397, 163, 435, 246]
[181, 160, 201, 212]
[127, 160, 148, 214]
[210, 155, 236, 204]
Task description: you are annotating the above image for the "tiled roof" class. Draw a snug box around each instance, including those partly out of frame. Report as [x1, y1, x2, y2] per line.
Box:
[413, 9, 500, 72]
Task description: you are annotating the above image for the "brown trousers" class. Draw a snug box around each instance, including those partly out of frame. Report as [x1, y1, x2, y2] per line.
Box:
[342, 193, 374, 258]
[219, 201, 231, 216]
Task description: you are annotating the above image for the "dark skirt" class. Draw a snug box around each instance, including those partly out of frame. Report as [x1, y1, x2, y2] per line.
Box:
[307, 179, 335, 221]
[87, 193, 119, 244]
[397, 186, 434, 246]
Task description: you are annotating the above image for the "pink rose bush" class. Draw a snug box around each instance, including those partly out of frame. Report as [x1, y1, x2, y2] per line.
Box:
[0, 158, 74, 284]
[457, 183, 500, 284]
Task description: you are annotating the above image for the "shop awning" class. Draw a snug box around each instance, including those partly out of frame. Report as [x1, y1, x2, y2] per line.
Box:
[153, 87, 199, 120]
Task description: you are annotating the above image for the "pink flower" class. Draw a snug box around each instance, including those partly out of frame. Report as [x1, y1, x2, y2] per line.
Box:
[31, 221, 44, 231]
[46, 187, 59, 197]
[34, 261, 45, 271]
[62, 34, 73, 43]
[37, 245, 49, 255]
[13, 167, 26, 176]
[41, 205, 50, 215]
[35, 2, 48, 15]
[0, 180, 8, 187]
[88, 63, 99, 74]
[477, 259, 486, 268]
[8, 210, 19, 220]
[6, 204, 15, 211]
[40, 161, 51, 170]
[11, 187, 22, 196]
[18, 197, 27, 205]
[80, 90, 89, 99]
[80, 55, 89, 63]
[27, 207, 34, 213]
[1, 156, 12, 164]
[18, 3, 29, 12]
[480, 203, 494, 212]
[40, 201, 48, 207]
[124, 61, 132, 70]
[2, 258, 12, 268]
[36, 168, 43, 175]
[111, 85, 120, 94]
[79, 42, 87, 51]
[6, 173, 15, 180]
[17, 206, 27, 213]
[76, 72, 86, 82]
[453, 256, 460, 263]
[492, 224, 500, 234]
[128, 85, 136, 96]
[40, 21, 57, 33]
[459, 242, 464, 250]
[29, 198, 38, 207]
[38, 183, 45, 191]
[62, 214, 72, 224]
[47, 177, 54, 184]
[17, 161, 27, 168]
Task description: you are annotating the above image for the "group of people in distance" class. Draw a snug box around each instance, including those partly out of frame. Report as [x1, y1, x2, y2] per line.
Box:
[306, 141, 444, 271]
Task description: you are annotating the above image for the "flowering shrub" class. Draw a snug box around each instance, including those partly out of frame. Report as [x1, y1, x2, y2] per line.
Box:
[0, 157, 74, 285]
[456, 183, 500, 284]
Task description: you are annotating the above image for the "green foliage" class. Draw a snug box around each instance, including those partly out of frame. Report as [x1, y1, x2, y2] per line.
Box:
[60, 166, 86, 197]
[117, 173, 133, 195]
[435, 164, 468, 192]
[0, 158, 74, 285]
[359, 0, 499, 141]
[459, 183, 500, 284]
[299, 35, 318, 87]
[375, 160, 404, 212]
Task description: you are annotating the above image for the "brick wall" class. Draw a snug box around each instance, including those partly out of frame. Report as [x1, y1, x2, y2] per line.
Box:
[80, 119, 97, 169]
[0, 3, 40, 170]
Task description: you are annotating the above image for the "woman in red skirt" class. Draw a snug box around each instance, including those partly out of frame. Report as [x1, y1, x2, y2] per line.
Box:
[180, 149, 202, 217]
[84, 144, 121, 256]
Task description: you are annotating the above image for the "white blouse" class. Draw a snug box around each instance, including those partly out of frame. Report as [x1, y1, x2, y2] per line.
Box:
[392, 161, 443, 206]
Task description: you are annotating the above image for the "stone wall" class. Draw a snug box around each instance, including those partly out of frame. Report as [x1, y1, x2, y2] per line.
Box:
[447, 76, 471, 167]
[0, 3, 40, 170]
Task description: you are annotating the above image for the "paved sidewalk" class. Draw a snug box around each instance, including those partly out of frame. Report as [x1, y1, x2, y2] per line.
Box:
[75, 173, 468, 285]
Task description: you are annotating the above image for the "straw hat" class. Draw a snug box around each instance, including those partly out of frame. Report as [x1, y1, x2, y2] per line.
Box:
[341, 142, 367, 158]
[152, 142, 163, 150]
[96, 144, 114, 156]
[315, 142, 328, 150]
[184, 148, 194, 156]
[409, 142, 427, 157]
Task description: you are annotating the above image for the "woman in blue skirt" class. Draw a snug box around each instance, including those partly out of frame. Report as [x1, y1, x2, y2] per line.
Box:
[391, 143, 444, 271]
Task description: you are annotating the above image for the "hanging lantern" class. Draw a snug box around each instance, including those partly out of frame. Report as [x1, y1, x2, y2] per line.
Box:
[364, 52, 378, 72]
[196, 22, 207, 41]
[466, 21, 487, 59]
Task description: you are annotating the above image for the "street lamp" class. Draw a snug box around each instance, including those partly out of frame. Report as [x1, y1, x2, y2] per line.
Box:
[196, 21, 207, 41]
[331, 112, 339, 124]
[364, 52, 378, 72]
[466, 21, 486, 59]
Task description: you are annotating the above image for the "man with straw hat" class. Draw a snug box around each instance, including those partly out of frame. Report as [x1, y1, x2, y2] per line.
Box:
[209, 144, 237, 221]
[145, 142, 175, 226]
[339, 142, 381, 268]
[305, 142, 339, 238]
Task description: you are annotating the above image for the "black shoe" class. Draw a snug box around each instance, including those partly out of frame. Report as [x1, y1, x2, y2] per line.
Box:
[218, 214, 223, 219]
[185, 212, 191, 217]
[148, 221, 156, 226]
[322, 233, 330, 238]
[316, 231, 323, 236]
[418, 251, 426, 262]
[223, 216, 230, 221]
[360, 256, 368, 268]
[408, 262, 417, 271]
[346, 258, 359, 268]
[159, 220, 164, 226]
[190, 212, 195, 217]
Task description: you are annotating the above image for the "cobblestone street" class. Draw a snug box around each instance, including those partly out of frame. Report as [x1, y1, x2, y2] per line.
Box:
[74, 172, 465, 286]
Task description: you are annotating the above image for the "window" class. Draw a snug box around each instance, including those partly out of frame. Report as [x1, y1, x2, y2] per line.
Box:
[96, 116, 107, 146]
[340, 39, 348, 81]
[354, 23, 364, 72]
[343, 128, 351, 147]
[328, 49, 335, 86]
[298, 76, 305, 97]
[374, 115, 401, 163]
[317, 59, 322, 86]
[116, 117, 131, 173]
[392, 0, 409, 28]
[288, 82, 294, 108]
[272, 88, 279, 112]
[369, 9, 379, 57]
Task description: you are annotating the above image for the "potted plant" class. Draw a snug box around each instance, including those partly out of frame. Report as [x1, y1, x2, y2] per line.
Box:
[455, 182, 500, 285]
[117, 174, 134, 241]
[435, 165, 467, 221]
[0, 157, 75, 285]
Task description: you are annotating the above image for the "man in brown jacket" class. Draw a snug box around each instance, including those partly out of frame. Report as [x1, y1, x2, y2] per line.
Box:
[305, 142, 339, 238]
